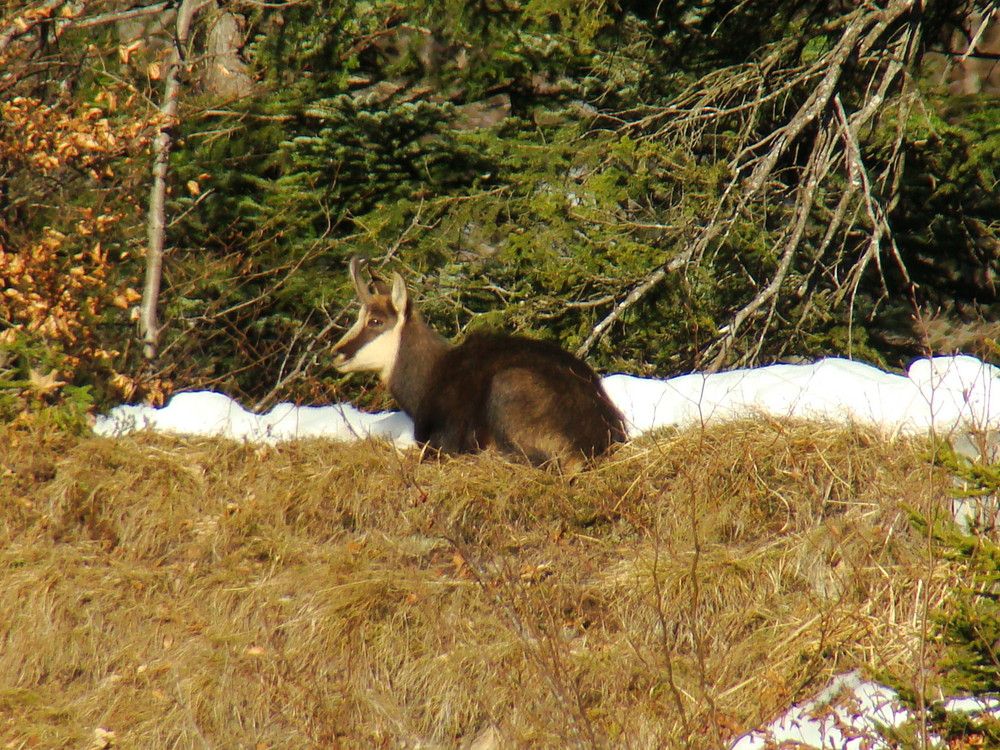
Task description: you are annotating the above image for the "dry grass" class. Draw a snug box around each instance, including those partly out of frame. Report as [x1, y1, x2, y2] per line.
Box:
[0, 418, 960, 749]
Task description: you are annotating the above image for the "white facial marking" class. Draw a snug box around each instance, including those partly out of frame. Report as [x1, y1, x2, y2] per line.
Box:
[334, 310, 404, 379]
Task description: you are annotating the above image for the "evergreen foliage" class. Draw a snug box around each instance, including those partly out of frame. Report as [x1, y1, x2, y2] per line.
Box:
[887, 448, 1000, 747]
[0, 0, 996, 407]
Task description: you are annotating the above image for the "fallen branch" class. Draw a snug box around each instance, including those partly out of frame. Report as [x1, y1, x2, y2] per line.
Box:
[707, 126, 839, 369]
[623, 0, 925, 370]
[576, 265, 670, 359]
[70, 2, 171, 30]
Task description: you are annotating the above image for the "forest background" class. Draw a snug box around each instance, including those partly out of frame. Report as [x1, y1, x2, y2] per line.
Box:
[1, 0, 997, 419]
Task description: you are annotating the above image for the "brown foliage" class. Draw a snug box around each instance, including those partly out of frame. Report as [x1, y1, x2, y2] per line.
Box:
[1, 233, 123, 354]
[0, 419, 959, 748]
[0, 96, 136, 179]
[0, 95, 160, 403]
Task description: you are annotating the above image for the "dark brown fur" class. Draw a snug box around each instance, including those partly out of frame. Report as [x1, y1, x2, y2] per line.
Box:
[334, 261, 627, 470]
[407, 332, 627, 466]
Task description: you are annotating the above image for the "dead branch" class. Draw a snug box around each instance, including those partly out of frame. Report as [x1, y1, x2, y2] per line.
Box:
[576, 266, 669, 358]
[737, 9, 871, 204]
[583, 0, 927, 369]
[252, 309, 350, 411]
[69, 2, 171, 30]
[707, 126, 840, 369]
[960, 5, 999, 64]
[140, 0, 208, 362]
[0, 0, 70, 56]
[0, 0, 170, 58]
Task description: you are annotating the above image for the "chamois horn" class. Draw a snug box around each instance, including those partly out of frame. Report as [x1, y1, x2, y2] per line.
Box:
[347, 255, 375, 305]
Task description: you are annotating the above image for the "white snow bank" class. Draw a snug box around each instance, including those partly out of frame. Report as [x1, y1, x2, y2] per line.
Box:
[604, 354, 999, 440]
[94, 390, 415, 445]
[94, 355, 1000, 447]
[730, 670, 1000, 750]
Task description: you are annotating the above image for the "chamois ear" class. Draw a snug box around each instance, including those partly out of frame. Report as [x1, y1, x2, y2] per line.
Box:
[390, 272, 410, 317]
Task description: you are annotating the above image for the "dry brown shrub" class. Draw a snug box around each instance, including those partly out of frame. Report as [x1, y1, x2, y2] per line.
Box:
[0, 94, 159, 408]
[0, 419, 959, 748]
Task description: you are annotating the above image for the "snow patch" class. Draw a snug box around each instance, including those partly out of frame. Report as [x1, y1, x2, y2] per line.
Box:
[95, 356, 1000, 449]
[730, 671, 1000, 750]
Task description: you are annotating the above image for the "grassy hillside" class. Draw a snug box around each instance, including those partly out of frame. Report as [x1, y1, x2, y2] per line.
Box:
[0, 420, 961, 748]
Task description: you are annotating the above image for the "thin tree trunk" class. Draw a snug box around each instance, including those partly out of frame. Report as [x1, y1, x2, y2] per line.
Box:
[140, 0, 204, 361]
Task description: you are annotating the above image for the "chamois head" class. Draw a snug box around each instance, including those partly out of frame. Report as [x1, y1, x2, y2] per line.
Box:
[331, 256, 411, 378]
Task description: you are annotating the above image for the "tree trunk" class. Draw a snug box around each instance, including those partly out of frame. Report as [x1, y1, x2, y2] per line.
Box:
[140, 0, 204, 362]
[201, 2, 253, 101]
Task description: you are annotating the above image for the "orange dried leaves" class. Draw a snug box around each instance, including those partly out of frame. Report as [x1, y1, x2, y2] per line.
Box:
[0, 228, 135, 359]
[0, 95, 156, 402]
[1, 96, 147, 179]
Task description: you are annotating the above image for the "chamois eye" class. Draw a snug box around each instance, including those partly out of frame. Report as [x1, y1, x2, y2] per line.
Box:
[367, 317, 384, 329]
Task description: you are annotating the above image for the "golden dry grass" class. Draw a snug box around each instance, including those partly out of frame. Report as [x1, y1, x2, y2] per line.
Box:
[0, 419, 961, 749]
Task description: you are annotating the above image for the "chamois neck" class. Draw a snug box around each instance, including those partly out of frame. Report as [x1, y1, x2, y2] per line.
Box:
[386, 313, 451, 418]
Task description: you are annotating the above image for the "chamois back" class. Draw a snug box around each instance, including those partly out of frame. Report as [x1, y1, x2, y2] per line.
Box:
[413, 332, 626, 469]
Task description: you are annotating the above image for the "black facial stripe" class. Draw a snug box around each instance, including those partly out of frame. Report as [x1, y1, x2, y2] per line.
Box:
[334, 300, 398, 360]
[335, 325, 382, 359]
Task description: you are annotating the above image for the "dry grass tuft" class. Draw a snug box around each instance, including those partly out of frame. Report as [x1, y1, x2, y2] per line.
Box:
[0, 419, 960, 748]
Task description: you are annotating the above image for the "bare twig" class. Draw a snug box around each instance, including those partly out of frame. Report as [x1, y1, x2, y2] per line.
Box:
[649, 537, 692, 737]
[0, 0, 68, 55]
[252, 310, 350, 411]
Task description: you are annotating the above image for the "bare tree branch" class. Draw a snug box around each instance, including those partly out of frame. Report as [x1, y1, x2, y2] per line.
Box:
[140, 0, 208, 362]
[576, 265, 670, 358]
[580, 0, 928, 369]
[70, 2, 171, 30]
[0, 0, 70, 56]
[0, 0, 171, 56]
[707, 127, 839, 369]
[961, 4, 999, 64]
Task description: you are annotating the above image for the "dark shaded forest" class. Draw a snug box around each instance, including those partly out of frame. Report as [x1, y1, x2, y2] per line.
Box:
[1, 0, 997, 415]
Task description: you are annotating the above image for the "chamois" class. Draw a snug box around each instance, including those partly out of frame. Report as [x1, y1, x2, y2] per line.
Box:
[331, 257, 627, 470]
